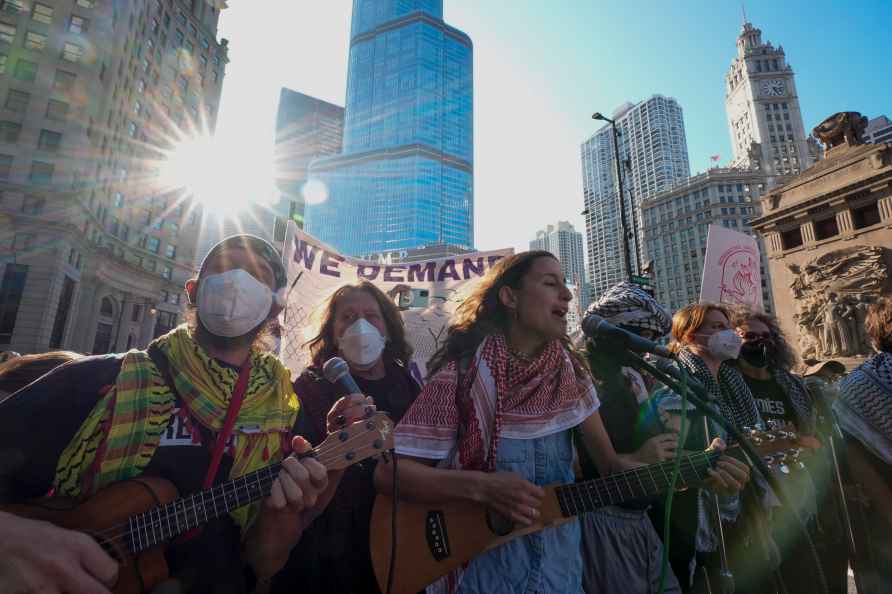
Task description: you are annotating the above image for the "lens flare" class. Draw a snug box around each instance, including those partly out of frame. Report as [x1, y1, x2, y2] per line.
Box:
[302, 178, 329, 205]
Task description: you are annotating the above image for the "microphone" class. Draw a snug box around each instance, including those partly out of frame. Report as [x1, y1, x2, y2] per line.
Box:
[322, 356, 363, 396]
[582, 313, 673, 359]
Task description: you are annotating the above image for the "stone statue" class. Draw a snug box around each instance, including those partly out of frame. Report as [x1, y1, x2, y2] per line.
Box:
[812, 111, 869, 154]
[787, 245, 889, 358]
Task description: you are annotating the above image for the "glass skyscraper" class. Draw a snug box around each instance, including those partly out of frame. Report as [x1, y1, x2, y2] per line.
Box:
[305, 0, 473, 257]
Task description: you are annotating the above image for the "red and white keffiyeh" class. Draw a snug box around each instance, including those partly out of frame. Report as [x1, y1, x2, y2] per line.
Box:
[395, 334, 599, 471]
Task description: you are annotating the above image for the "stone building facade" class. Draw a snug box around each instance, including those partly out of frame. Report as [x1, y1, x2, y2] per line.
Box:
[751, 138, 892, 365]
[0, 0, 228, 355]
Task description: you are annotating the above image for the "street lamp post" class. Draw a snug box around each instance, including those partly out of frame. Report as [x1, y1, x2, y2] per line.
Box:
[592, 112, 641, 279]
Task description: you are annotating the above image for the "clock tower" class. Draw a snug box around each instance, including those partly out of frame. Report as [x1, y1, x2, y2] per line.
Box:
[725, 21, 817, 185]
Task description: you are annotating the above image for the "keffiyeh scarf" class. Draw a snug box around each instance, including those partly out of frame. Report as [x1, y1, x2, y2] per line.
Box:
[396, 334, 599, 470]
[53, 325, 299, 530]
[834, 351, 892, 466]
[586, 281, 672, 335]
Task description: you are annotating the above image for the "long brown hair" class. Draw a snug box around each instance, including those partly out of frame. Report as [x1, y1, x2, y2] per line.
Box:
[668, 302, 731, 354]
[0, 351, 82, 396]
[729, 305, 798, 370]
[427, 251, 586, 377]
[304, 282, 412, 368]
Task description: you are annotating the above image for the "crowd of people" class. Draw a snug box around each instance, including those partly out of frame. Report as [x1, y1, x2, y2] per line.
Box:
[0, 233, 889, 594]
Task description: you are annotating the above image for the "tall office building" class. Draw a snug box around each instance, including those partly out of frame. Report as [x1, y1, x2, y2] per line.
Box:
[864, 115, 892, 144]
[581, 95, 690, 302]
[275, 88, 344, 228]
[641, 169, 774, 313]
[196, 88, 345, 257]
[305, 0, 473, 257]
[725, 21, 818, 185]
[0, 0, 228, 354]
[529, 221, 588, 310]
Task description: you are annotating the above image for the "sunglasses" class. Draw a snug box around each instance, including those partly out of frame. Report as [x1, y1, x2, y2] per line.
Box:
[741, 331, 772, 341]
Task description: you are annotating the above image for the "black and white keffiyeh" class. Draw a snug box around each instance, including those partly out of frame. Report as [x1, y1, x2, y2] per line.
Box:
[675, 349, 762, 431]
[834, 351, 892, 466]
[586, 282, 672, 336]
[774, 368, 816, 436]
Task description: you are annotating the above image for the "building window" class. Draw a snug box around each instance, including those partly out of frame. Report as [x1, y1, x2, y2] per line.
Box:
[37, 129, 61, 151]
[161, 265, 172, 280]
[0, 263, 28, 345]
[0, 153, 11, 178]
[852, 202, 881, 229]
[53, 69, 76, 92]
[28, 160, 53, 184]
[131, 303, 141, 322]
[75, 0, 95, 7]
[136, 79, 145, 93]
[147, 237, 160, 254]
[68, 15, 88, 33]
[127, 121, 137, 137]
[174, 28, 184, 46]
[0, 53, 6, 74]
[154, 310, 177, 338]
[0, 22, 15, 43]
[164, 244, 176, 259]
[49, 276, 76, 348]
[31, 2, 52, 23]
[21, 194, 43, 214]
[92, 322, 113, 354]
[4, 89, 29, 112]
[46, 98, 69, 120]
[61, 42, 83, 63]
[13, 58, 37, 81]
[113, 191, 124, 207]
[0, 120, 20, 142]
[780, 227, 803, 250]
[24, 31, 46, 51]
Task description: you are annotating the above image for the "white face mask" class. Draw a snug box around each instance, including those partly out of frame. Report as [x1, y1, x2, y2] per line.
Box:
[703, 329, 743, 361]
[339, 318, 386, 369]
[197, 269, 273, 338]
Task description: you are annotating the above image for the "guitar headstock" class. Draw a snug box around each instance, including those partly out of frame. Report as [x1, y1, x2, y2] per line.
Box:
[741, 423, 809, 475]
[315, 412, 395, 471]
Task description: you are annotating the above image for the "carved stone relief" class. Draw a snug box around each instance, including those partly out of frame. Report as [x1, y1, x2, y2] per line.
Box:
[786, 245, 888, 358]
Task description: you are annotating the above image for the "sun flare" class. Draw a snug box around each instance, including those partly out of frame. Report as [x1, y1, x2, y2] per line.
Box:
[158, 133, 279, 218]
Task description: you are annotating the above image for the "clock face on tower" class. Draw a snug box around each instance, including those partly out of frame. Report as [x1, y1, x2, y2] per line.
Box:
[760, 79, 787, 97]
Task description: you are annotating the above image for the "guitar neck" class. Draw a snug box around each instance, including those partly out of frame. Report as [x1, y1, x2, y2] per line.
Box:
[128, 462, 284, 554]
[554, 449, 721, 517]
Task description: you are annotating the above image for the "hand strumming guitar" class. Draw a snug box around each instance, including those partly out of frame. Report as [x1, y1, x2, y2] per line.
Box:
[0, 510, 118, 594]
[702, 438, 751, 496]
[471, 471, 546, 527]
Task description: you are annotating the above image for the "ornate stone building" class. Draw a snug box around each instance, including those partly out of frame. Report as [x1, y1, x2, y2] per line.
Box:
[751, 122, 892, 365]
[0, 0, 228, 355]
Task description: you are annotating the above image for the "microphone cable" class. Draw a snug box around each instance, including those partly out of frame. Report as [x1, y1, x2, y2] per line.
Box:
[658, 368, 690, 594]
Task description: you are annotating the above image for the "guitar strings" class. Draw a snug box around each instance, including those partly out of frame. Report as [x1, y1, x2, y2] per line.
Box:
[86, 423, 389, 548]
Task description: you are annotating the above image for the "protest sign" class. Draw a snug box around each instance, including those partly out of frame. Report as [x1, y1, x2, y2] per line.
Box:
[279, 221, 514, 382]
[699, 224, 764, 309]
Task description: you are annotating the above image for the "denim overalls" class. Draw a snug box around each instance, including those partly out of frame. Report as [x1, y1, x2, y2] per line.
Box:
[455, 430, 584, 594]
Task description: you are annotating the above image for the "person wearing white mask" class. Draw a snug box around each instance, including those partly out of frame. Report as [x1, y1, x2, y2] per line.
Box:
[0, 234, 371, 594]
[647, 303, 767, 593]
[273, 281, 421, 594]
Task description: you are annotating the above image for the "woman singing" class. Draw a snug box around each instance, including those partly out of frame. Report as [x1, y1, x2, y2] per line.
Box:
[375, 253, 747, 594]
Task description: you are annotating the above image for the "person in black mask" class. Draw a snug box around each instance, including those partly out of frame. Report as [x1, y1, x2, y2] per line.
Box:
[732, 307, 837, 594]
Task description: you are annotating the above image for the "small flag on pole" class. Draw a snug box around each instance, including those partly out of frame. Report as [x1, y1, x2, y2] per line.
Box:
[710, 155, 721, 162]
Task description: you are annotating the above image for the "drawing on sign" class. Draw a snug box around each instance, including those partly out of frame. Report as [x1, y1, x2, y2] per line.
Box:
[718, 245, 759, 306]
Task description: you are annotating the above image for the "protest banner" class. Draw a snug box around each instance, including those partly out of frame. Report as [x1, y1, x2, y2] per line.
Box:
[699, 224, 764, 309]
[279, 221, 514, 382]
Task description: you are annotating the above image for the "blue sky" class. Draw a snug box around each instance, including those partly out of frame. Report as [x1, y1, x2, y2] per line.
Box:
[217, 1, 891, 252]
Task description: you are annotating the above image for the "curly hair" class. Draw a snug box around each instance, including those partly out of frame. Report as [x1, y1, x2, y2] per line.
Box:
[426, 251, 587, 378]
[668, 302, 732, 353]
[865, 294, 892, 353]
[304, 282, 412, 369]
[730, 305, 798, 370]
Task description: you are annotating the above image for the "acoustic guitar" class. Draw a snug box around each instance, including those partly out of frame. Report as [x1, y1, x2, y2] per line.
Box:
[370, 426, 805, 594]
[3, 412, 394, 594]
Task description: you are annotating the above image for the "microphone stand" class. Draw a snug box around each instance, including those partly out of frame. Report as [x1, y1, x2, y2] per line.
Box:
[617, 350, 829, 594]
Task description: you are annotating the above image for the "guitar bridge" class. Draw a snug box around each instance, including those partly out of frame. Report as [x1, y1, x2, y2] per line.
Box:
[425, 511, 450, 561]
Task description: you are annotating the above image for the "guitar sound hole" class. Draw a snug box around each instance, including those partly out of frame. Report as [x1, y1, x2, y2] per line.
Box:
[485, 509, 514, 536]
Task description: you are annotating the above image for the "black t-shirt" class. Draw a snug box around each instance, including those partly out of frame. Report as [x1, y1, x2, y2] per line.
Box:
[0, 354, 249, 594]
[743, 374, 796, 427]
